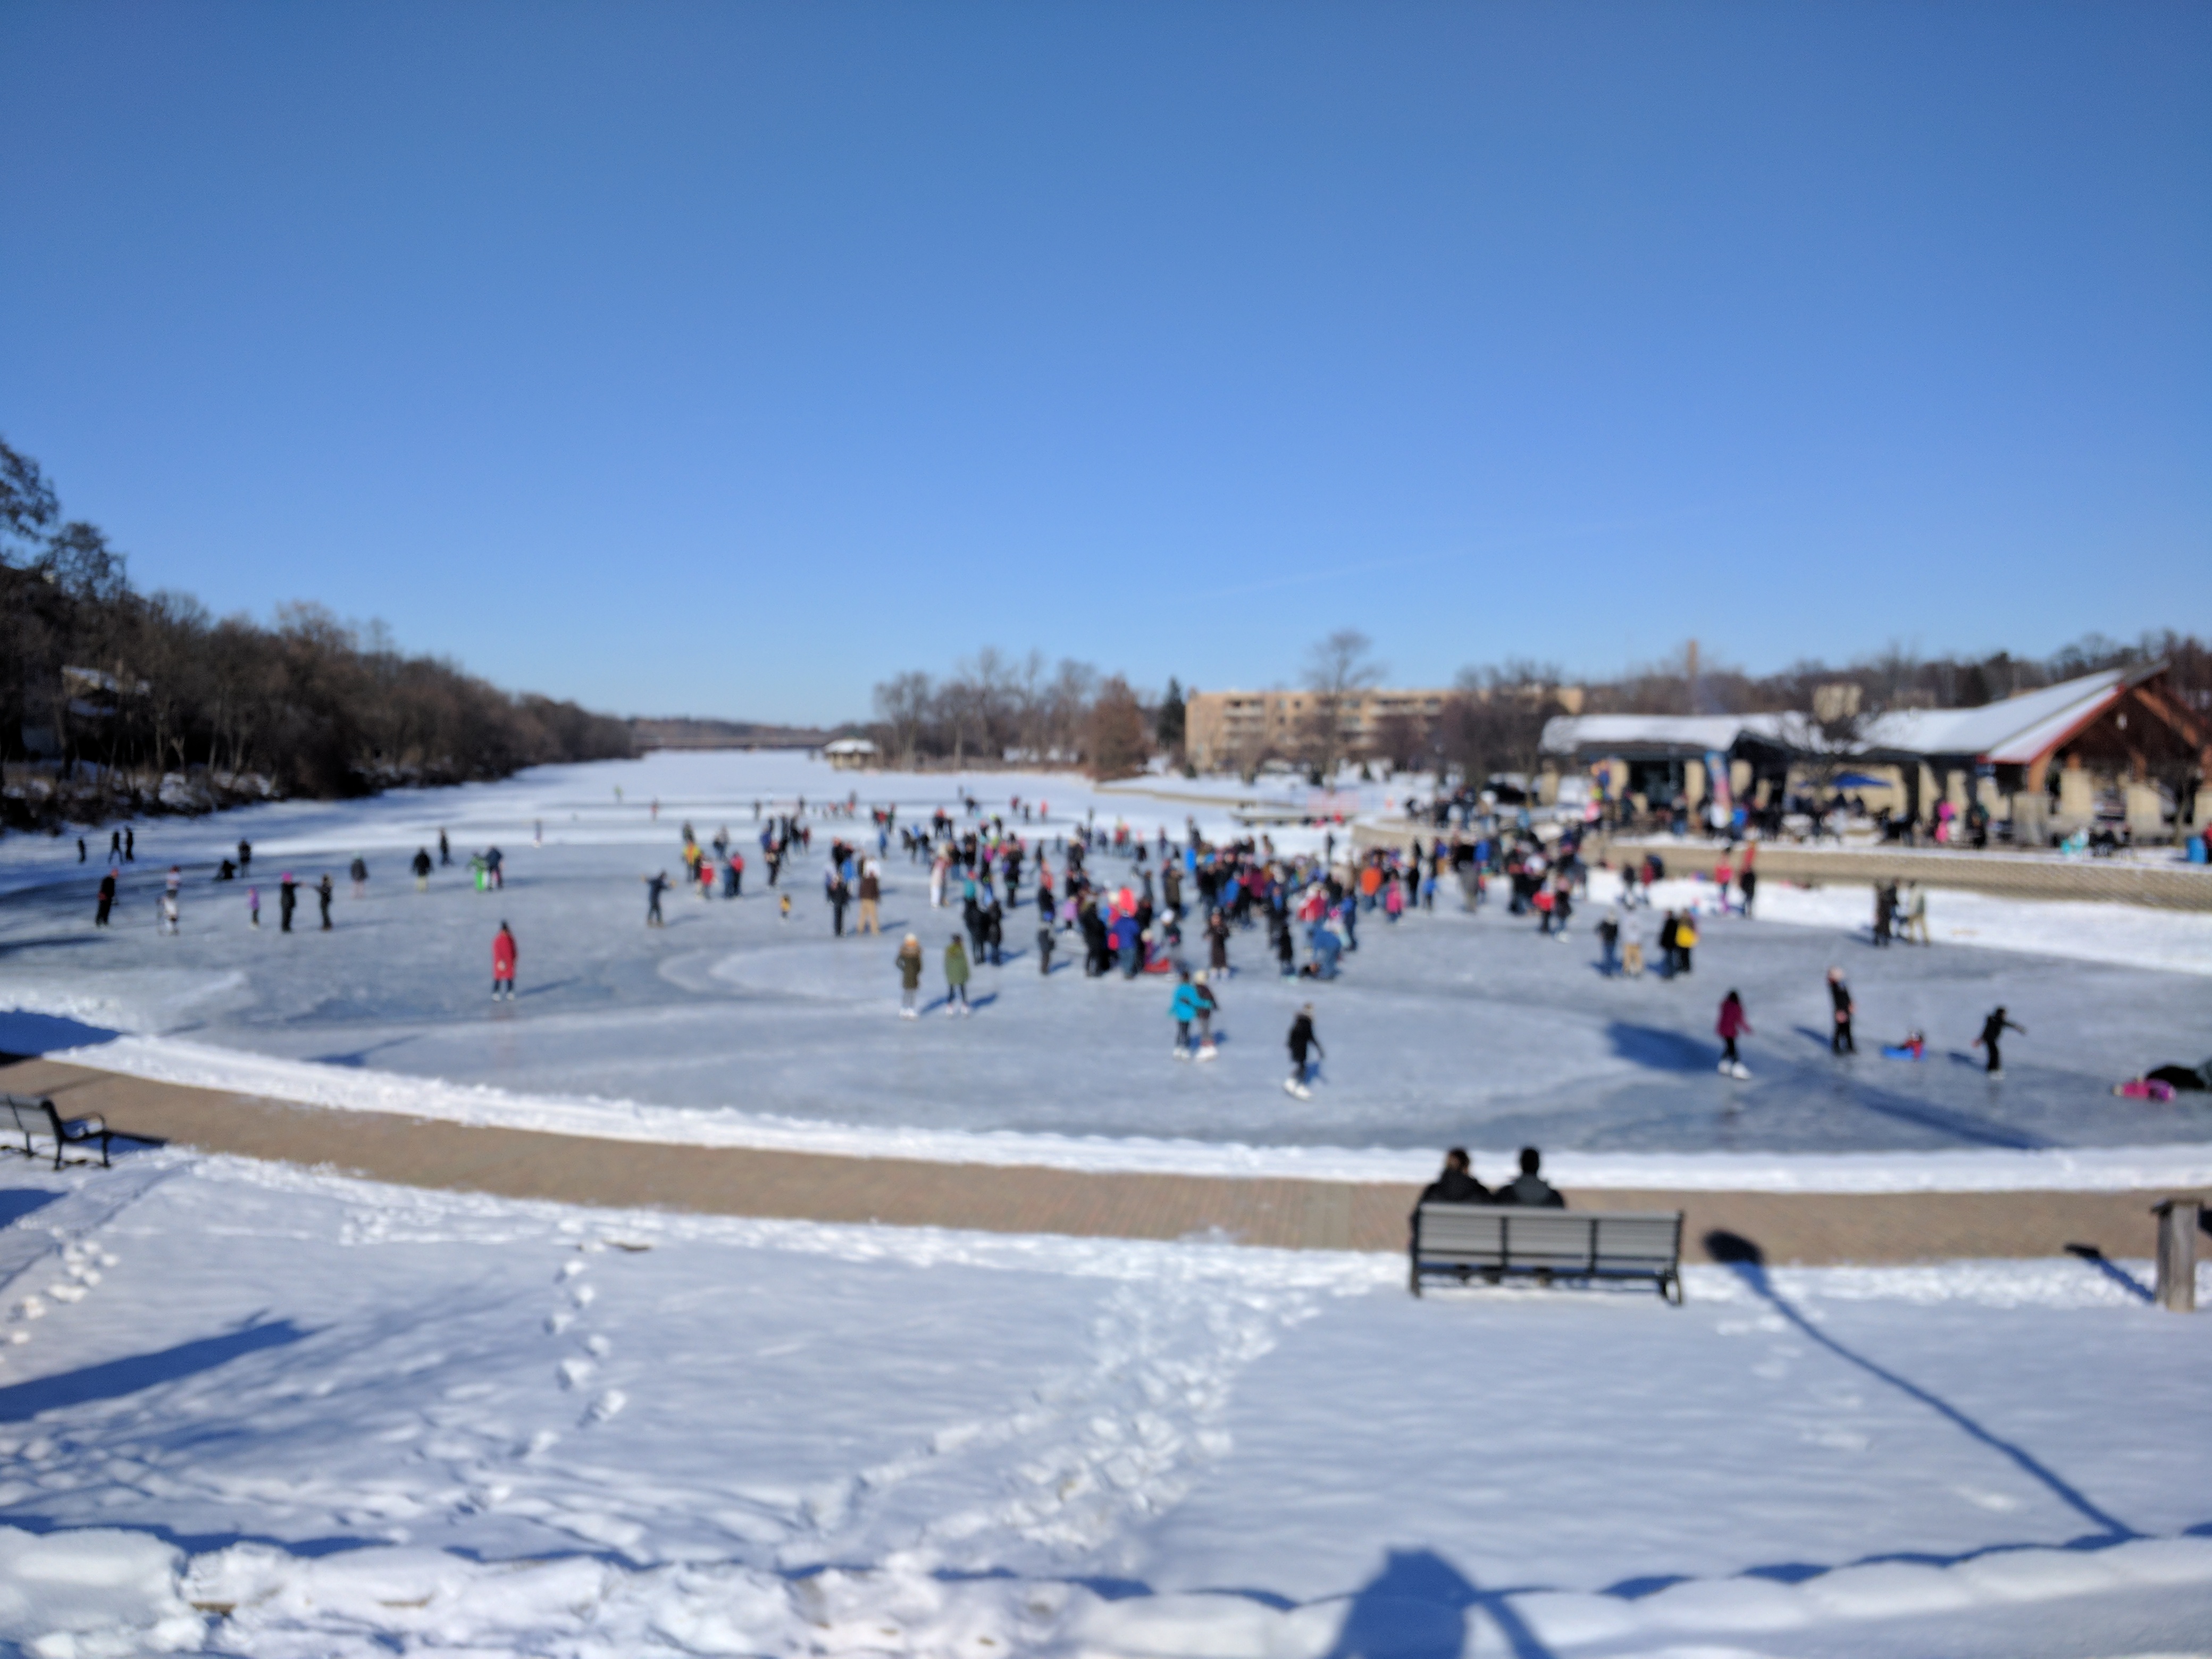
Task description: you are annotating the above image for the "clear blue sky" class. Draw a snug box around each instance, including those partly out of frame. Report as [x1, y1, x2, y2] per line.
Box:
[4, 2, 2207, 723]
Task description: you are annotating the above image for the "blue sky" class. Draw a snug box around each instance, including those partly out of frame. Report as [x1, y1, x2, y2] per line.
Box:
[4, 2, 2207, 723]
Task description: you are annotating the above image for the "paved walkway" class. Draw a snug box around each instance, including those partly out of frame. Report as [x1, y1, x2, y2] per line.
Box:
[2, 1058, 2189, 1265]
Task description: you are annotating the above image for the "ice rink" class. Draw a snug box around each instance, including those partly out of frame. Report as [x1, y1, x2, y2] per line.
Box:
[1, 750, 2208, 1159]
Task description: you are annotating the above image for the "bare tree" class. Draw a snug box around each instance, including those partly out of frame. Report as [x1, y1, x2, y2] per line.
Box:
[1300, 629, 1382, 781]
[1084, 675, 1150, 780]
[1443, 660, 1566, 794]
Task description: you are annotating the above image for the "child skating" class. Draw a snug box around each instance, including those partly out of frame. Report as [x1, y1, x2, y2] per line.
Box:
[1170, 972, 1200, 1058]
[1285, 1004, 1322, 1098]
[1715, 990, 1750, 1078]
[1193, 971, 1221, 1060]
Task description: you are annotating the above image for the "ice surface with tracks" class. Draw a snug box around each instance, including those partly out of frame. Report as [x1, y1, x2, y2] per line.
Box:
[1, 753, 2208, 1168]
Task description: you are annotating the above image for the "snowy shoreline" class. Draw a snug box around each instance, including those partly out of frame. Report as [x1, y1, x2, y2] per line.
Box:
[42, 1032, 2212, 1192]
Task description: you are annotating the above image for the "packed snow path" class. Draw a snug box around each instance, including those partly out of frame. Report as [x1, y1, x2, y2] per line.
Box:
[2, 755, 2208, 1163]
[0, 1055, 2194, 1266]
[2, 1154, 2210, 1658]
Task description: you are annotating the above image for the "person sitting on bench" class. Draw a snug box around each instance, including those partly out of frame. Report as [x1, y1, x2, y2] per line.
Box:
[1494, 1146, 1565, 1208]
[1418, 1147, 1489, 1206]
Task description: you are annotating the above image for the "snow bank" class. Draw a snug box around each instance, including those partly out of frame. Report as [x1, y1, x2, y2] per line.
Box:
[44, 1030, 2212, 1192]
[0, 1527, 203, 1656]
[1589, 867, 2212, 976]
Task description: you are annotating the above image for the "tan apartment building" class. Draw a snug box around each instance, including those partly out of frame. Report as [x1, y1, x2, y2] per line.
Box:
[1184, 688, 1455, 771]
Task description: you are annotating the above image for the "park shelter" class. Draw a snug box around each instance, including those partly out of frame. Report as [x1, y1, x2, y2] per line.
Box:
[1859, 663, 2208, 839]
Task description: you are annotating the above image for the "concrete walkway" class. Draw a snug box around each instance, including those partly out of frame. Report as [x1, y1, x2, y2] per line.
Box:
[2, 1057, 2190, 1266]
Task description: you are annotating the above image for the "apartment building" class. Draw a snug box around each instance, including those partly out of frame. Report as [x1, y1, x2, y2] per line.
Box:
[1183, 688, 1454, 771]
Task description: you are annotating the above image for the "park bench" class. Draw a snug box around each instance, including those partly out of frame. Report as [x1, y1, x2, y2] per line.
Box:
[2, 1093, 116, 1170]
[1410, 1202, 1685, 1302]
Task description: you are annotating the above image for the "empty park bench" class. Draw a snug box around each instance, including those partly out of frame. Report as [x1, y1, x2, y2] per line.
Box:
[1410, 1203, 1685, 1302]
[2, 1093, 116, 1170]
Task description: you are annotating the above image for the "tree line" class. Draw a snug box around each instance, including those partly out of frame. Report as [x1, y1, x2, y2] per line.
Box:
[876, 626, 2210, 789]
[1, 438, 633, 827]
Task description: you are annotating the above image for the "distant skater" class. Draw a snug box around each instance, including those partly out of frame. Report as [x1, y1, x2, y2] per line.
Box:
[279, 874, 298, 933]
[943, 933, 972, 1015]
[413, 848, 433, 891]
[248, 885, 260, 928]
[1285, 1004, 1322, 1098]
[95, 869, 116, 928]
[1827, 967, 1855, 1054]
[317, 874, 334, 929]
[644, 871, 669, 927]
[159, 889, 180, 935]
[895, 933, 924, 1018]
[492, 921, 517, 1000]
[1974, 1006, 2024, 1077]
[1193, 971, 1221, 1059]
[1716, 990, 1750, 1078]
[350, 855, 368, 899]
[438, 828, 451, 868]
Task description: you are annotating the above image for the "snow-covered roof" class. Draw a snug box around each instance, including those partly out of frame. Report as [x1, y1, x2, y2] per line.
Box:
[1859, 671, 2125, 762]
[1544, 670, 2143, 766]
[1541, 713, 1799, 756]
[822, 736, 877, 755]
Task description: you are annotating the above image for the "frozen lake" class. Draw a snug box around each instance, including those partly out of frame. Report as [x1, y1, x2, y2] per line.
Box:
[2, 751, 2207, 1158]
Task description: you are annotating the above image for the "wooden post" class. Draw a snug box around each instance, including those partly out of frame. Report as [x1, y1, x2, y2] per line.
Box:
[2152, 1199, 2200, 1312]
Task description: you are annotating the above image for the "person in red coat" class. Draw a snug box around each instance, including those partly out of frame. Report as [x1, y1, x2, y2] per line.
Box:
[492, 923, 518, 1001]
[1716, 989, 1752, 1079]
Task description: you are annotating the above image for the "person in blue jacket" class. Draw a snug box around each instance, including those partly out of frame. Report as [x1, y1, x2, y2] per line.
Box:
[1169, 971, 1202, 1059]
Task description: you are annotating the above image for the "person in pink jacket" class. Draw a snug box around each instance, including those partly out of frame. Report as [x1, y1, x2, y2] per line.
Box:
[492, 923, 518, 1001]
[1716, 990, 1752, 1079]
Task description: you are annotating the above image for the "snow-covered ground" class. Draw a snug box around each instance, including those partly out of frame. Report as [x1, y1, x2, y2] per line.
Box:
[2, 751, 2209, 1171]
[3, 1153, 2209, 1659]
[1591, 867, 2212, 979]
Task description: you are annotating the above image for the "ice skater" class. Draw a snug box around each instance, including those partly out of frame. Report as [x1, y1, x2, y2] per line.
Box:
[644, 871, 669, 927]
[895, 933, 924, 1017]
[1826, 968, 1855, 1055]
[492, 921, 517, 1000]
[158, 889, 180, 935]
[1974, 1006, 2025, 1077]
[1170, 971, 1200, 1058]
[413, 848, 432, 891]
[1193, 971, 1221, 1059]
[350, 855, 368, 898]
[279, 874, 298, 932]
[1715, 990, 1751, 1078]
[943, 933, 972, 1015]
[1285, 1004, 1322, 1097]
[95, 869, 116, 928]
[248, 884, 260, 928]
[317, 873, 335, 929]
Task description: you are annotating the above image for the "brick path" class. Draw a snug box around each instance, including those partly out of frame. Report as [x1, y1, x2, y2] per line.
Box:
[3, 1057, 2192, 1265]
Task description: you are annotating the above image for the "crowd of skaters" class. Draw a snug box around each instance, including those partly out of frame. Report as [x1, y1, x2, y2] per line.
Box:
[64, 786, 2039, 1090]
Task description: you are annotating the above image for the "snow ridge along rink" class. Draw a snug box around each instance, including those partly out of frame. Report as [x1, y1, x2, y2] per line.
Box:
[30, 1027, 2212, 1193]
[3, 1153, 2211, 1659]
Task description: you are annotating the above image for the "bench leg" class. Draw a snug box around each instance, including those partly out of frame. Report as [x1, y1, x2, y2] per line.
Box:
[1661, 1272, 1685, 1305]
[1408, 1260, 1422, 1297]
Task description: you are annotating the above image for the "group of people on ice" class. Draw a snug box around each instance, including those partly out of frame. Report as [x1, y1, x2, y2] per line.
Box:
[1705, 967, 2025, 1082]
